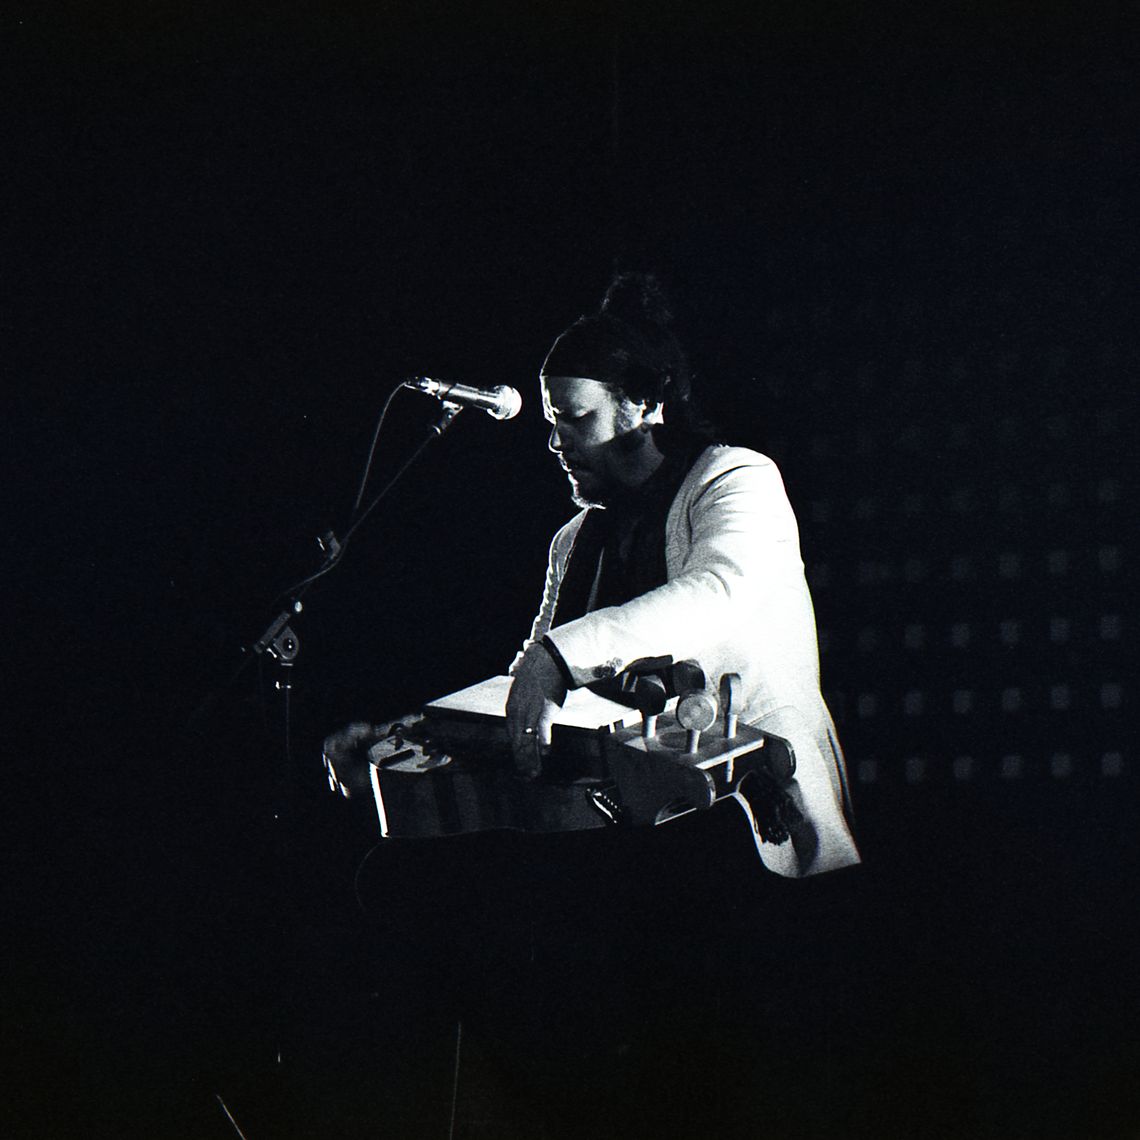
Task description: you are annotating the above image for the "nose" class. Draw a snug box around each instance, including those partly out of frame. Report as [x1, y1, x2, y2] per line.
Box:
[548, 422, 563, 453]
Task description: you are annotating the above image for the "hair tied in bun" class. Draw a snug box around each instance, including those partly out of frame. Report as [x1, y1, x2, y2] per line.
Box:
[601, 272, 675, 332]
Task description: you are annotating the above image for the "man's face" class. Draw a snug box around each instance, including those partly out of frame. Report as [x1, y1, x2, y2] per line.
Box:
[541, 375, 655, 507]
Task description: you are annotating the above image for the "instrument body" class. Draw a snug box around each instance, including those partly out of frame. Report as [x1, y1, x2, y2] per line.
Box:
[326, 676, 802, 848]
[367, 725, 611, 838]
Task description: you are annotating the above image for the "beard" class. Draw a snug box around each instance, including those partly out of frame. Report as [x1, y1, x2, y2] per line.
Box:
[560, 417, 646, 508]
[568, 475, 607, 510]
[563, 462, 615, 509]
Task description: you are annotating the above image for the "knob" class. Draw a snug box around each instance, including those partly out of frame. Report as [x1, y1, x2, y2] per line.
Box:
[633, 674, 668, 738]
[719, 673, 742, 739]
[676, 689, 718, 754]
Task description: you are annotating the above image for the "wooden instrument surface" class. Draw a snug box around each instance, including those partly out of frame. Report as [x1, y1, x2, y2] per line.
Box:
[332, 675, 801, 847]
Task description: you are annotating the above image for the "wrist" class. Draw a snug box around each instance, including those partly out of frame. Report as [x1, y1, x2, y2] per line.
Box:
[539, 636, 576, 692]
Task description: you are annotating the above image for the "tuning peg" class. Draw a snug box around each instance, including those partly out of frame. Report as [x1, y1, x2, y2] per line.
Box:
[719, 673, 742, 740]
[632, 674, 668, 738]
[676, 689, 718, 754]
[672, 660, 706, 694]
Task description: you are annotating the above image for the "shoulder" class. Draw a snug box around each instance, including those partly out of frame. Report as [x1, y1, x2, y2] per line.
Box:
[689, 443, 776, 477]
[670, 446, 798, 540]
[680, 444, 783, 496]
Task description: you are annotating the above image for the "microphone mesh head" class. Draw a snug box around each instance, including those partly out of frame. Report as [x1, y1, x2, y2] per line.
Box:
[491, 385, 523, 420]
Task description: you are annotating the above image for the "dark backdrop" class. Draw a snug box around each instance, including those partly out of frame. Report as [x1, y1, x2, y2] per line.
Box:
[3, 2, 1135, 1137]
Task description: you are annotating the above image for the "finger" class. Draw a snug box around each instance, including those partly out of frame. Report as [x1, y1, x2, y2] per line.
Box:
[505, 704, 522, 746]
[504, 688, 523, 741]
[506, 682, 541, 762]
[537, 699, 557, 748]
[524, 729, 544, 778]
[512, 726, 543, 777]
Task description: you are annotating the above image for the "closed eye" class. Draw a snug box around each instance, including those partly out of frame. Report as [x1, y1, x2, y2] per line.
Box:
[545, 411, 589, 426]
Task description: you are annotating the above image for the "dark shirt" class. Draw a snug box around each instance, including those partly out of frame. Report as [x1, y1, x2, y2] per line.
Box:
[552, 440, 700, 627]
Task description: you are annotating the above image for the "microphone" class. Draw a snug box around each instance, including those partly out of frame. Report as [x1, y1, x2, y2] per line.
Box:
[403, 376, 522, 421]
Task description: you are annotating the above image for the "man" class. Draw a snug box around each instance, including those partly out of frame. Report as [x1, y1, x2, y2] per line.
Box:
[325, 278, 861, 1137]
[505, 274, 858, 877]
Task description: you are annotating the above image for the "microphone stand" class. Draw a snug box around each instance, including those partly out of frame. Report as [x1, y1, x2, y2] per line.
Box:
[249, 398, 464, 682]
[229, 401, 465, 1119]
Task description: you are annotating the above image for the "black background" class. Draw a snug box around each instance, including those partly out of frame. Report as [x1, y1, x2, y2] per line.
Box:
[3, 1, 1136, 1136]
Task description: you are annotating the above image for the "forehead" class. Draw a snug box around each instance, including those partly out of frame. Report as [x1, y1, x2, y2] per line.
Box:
[540, 375, 618, 413]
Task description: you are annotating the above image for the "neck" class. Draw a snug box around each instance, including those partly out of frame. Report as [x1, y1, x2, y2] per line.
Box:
[633, 435, 667, 474]
[616, 433, 665, 487]
[600, 438, 671, 510]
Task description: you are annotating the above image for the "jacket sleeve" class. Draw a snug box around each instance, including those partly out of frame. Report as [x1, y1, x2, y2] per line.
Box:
[508, 512, 585, 676]
[544, 455, 804, 688]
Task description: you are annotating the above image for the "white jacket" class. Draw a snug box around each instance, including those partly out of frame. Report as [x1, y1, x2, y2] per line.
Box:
[522, 444, 860, 877]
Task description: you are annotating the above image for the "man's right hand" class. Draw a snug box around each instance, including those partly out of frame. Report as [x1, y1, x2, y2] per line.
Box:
[505, 643, 568, 777]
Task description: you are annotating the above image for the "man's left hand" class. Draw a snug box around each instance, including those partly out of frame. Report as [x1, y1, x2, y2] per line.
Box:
[322, 721, 388, 798]
[505, 643, 568, 777]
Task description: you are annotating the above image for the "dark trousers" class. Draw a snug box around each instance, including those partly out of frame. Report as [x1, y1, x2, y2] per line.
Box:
[357, 806, 866, 1138]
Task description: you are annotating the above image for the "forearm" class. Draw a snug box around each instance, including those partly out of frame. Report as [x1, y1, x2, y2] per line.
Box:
[509, 513, 584, 674]
[546, 460, 805, 687]
[546, 572, 726, 684]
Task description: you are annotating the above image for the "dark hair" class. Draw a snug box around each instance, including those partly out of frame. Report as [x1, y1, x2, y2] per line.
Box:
[542, 272, 716, 445]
